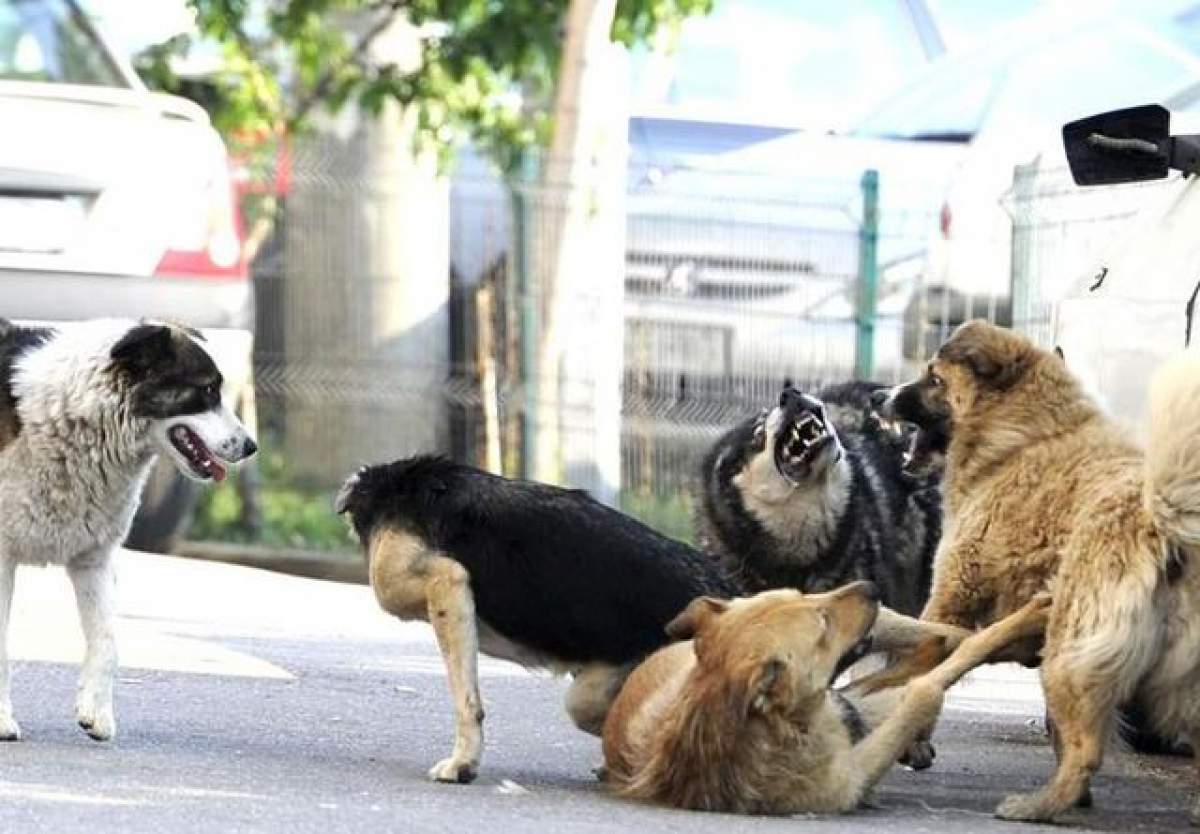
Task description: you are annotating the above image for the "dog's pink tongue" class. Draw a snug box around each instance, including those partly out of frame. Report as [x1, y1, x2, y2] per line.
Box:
[211, 460, 228, 482]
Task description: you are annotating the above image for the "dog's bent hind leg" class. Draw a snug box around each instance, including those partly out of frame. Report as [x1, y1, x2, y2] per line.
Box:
[0, 557, 19, 740]
[68, 552, 118, 741]
[425, 557, 485, 784]
[565, 663, 630, 737]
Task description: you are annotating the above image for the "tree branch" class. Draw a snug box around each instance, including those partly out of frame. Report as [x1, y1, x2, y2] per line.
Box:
[288, 0, 410, 127]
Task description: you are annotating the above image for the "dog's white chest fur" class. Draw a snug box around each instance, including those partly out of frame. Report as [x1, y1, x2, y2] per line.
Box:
[734, 454, 852, 563]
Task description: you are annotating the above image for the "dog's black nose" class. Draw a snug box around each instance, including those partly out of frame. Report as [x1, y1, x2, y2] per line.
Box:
[870, 388, 890, 409]
[242, 437, 258, 458]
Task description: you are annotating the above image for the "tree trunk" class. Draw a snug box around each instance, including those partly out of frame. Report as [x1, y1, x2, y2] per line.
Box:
[532, 0, 627, 502]
[281, 16, 449, 484]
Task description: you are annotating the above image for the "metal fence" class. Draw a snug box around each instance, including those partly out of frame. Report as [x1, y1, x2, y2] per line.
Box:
[187, 131, 1014, 553]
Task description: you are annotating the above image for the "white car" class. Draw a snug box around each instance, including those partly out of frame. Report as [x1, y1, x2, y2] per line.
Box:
[0, 0, 254, 550]
[912, 8, 1200, 347]
[1006, 102, 1200, 427]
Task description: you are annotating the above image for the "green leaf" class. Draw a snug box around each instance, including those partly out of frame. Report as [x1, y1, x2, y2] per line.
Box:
[166, 0, 712, 171]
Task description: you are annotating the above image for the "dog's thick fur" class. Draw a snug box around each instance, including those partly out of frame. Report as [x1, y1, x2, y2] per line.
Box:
[868, 320, 1200, 824]
[334, 455, 739, 783]
[602, 582, 1050, 814]
[697, 381, 940, 616]
[0, 318, 255, 742]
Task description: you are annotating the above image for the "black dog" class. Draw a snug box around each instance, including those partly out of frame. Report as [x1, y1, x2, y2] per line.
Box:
[335, 455, 739, 783]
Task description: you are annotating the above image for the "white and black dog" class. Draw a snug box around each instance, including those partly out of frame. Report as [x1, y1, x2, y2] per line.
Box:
[0, 318, 256, 742]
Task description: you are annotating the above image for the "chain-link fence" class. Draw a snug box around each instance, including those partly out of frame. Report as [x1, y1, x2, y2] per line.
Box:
[185, 131, 1015, 555]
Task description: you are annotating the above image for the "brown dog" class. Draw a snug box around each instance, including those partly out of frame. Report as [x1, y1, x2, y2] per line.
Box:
[602, 581, 1050, 814]
[866, 320, 1200, 824]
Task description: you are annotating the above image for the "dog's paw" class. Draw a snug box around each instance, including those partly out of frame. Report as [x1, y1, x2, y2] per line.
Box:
[1024, 592, 1053, 622]
[428, 756, 478, 784]
[76, 706, 115, 742]
[899, 739, 936, 771]
[0, 712, 21, 741]
[995, 792, 1055, 822]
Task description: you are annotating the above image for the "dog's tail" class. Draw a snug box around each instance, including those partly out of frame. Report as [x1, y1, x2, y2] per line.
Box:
[1144, 350, 1200, 548]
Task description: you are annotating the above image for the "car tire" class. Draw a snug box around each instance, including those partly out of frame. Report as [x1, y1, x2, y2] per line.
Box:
[124, 460, 201, 554]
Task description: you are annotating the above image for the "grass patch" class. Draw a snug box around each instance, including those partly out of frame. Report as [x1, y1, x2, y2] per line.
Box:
[619, 490, 696, 545]
[190, 448, 355, 551]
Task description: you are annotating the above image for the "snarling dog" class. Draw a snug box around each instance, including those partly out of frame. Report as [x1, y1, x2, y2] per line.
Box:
[335, 455, 739, 783]
[697, 381, 940, 616]
[0, 318, 256, 742]
[867, 320, 1200, 824]
[602, 582, 1050, 814]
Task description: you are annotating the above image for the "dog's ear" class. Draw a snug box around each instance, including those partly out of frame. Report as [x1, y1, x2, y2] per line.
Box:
[939, 321, 1031, 391]
[747, 657, 788, 715]
[111, 324, 174, 375]
[334, 466, 369, 514]
[334, 476, 358, 515]
[665, 596, 728, 640]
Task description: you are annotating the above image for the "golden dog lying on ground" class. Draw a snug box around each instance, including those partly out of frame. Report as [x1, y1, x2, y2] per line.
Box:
[602, 581, 1050, 814]
[867, 320, 1200, 824]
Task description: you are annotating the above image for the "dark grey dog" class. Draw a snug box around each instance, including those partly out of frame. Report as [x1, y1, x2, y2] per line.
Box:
[696, 381, 940, 617]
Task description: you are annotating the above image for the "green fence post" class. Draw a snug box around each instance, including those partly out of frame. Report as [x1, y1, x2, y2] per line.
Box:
[855, 169, 879, 379]
[510, 150, 540, 480]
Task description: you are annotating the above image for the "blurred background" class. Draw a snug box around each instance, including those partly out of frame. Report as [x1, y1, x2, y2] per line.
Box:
[4, 0, 1200, 571]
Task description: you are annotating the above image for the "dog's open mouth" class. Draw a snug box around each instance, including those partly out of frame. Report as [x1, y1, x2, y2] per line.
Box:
[900, 423, 949, 479]
[774, 411, 835, 482]
[169, 425, 227, 482]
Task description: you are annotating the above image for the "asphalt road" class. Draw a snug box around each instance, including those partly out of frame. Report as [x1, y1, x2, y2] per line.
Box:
[0, 552, 1193, 833]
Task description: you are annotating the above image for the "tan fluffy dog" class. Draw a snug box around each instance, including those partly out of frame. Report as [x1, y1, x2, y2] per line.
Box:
[865, 320, 1200, 824]
[602, 581, 1050, 814]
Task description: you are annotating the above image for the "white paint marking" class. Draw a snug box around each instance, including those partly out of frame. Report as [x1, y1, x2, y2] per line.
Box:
[0, 781, 146, 807]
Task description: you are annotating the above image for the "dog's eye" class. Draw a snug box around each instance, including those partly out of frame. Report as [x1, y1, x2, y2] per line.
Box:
[929, 373, 943, 388]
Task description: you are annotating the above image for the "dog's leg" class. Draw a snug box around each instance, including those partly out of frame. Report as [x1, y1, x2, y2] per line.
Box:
[852, 595, 1051, 796]
[0, 557, 18, 740]
[425, 557, 484, 784]
[869, 607, 972, 654]
[843, 636, 950, 696]
[995, 656, 1112, 822]
[565, 663, 629, 738]
[845, 600, 977, 697]
[1046, 715, 1093, 808]
[68, 552, 117, 741]
[865, 606, 972, 691]
[843, 609, 973, 770]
